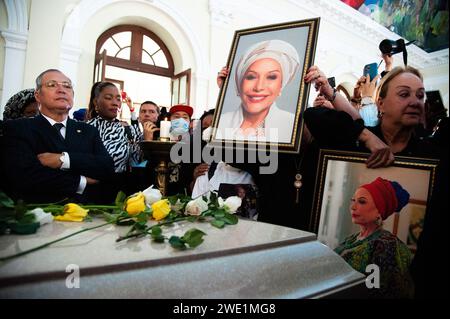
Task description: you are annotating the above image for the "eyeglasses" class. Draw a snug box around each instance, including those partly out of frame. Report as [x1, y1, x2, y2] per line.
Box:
[44, 80, 73, 90]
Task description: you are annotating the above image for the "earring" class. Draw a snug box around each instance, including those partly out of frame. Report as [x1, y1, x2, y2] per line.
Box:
[378, 111, 384, 119]
[375, 216, 382, 226]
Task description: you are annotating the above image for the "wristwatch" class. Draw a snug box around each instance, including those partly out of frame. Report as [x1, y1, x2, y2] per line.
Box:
[59, 152, 66, 167]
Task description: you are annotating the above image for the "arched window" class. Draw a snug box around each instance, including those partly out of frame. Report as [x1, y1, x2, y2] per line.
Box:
[96, 25, 174, 77]
[94, 25, 190, 117]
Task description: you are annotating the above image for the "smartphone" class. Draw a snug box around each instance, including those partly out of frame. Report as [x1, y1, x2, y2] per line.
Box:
[327, 77, 336, 88]
[363, 63, 378, 81]
[426, 90, 444, 109]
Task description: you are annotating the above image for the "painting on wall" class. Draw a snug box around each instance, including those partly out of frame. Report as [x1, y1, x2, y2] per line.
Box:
[341, 0, 449, 53]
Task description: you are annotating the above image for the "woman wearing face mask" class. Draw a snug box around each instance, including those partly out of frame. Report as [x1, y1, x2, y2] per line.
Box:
[86, 82, 143, 195]
[216, 40, 300, 143]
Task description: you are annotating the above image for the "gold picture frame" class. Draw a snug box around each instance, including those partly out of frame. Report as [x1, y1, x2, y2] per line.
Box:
[210, 18, 320, 154]
[310, 149, 439, 253]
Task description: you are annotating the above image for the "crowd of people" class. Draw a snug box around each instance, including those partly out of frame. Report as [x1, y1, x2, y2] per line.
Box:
[0, 46, 447, 298]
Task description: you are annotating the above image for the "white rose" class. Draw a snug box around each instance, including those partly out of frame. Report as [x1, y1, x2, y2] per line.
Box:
[29, 208, 53, 225]
[202, 126, 212, 142]
[218, 196, 224, 208]
[142, 185, 162, 207]
[185, 197, 209, 216]
[223, 196, 242, 214]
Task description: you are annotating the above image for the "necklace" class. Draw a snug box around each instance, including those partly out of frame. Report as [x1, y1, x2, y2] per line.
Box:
[293, 156, 304, 204]
[255, 120, 265, 137]
[357, 226, 381, 241]
[293, 132, 313, 204]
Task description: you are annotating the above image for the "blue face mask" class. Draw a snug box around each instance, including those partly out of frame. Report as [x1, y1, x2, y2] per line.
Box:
[359, 104, 380, 127]
[170, 118, 190, 135]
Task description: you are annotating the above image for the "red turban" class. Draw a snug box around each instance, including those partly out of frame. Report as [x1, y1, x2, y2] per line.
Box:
[360, 177, 408, 220]
[169, 104, 193, 118]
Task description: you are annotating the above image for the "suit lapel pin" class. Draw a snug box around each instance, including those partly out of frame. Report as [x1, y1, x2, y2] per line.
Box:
[76, 129, 82, 133]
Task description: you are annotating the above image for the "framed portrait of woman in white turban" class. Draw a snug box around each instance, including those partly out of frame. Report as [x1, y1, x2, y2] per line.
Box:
[210, 18, 320, 153]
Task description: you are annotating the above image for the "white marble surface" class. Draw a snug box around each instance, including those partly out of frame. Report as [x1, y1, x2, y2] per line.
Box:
[0, 218, 365, 298]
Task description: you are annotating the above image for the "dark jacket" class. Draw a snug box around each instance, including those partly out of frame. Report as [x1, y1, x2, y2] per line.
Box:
[303, 107, 441, 158]
[1, 114, 114, 203]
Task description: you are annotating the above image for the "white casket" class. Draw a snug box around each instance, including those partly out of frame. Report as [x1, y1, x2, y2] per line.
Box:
[0, 218, 365, 298]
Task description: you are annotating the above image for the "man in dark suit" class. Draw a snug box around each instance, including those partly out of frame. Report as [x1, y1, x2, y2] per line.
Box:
[1, 69, 115, 203]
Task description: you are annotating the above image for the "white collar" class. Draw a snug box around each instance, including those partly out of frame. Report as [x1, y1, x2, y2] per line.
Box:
[41, 113, 68, 127]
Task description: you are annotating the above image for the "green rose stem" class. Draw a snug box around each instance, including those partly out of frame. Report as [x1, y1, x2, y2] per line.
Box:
[116, 216, 190, 242]
[79, 205, 118, 209]
[0, 219, 121, 262]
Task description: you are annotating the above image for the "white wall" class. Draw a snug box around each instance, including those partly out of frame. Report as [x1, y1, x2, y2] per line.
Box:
[1, 0, 448, 119]
[58, 0, 211, 118]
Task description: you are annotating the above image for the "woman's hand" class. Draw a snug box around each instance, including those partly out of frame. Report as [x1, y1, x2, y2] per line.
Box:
[359, 128, 395, 168]
[360, 74, 380, 99]
[305, 66, 334, 99]
[124, 95, 134, 112]
[217, 67, 229, 88]
[353, 76, 365, 100]
[193, 163, 209, 181]
[382, 53, 393, 72]
[313, 95, 334, 109]
[143, 122, 160, 141]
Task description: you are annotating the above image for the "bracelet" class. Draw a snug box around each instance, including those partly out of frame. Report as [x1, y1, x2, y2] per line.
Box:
[361, 96, 374, 106]
[327, 88, 337, 102]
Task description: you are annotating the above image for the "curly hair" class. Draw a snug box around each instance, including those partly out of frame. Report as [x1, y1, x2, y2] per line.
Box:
[3, 89, 36, 120]
[86, 81, 117, 120]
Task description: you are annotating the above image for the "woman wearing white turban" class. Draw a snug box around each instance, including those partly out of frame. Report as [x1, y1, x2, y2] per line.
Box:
[217, 39, 300, 143]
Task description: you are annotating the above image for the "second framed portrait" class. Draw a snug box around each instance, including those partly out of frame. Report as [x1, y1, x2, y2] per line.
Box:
[210, 18, 320, 153]
[310, 150, 439, 254]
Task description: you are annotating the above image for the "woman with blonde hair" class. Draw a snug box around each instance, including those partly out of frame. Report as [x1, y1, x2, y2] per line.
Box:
[304, 65, 440, 166]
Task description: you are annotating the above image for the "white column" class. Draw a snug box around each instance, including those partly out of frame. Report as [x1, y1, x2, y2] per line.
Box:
[60, 44, 82, 87]
[0, 30, 28, 118]
[193, 75, 210, 118]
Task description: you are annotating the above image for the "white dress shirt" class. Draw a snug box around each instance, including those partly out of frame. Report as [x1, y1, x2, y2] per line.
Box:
[41, 114, 87, 194]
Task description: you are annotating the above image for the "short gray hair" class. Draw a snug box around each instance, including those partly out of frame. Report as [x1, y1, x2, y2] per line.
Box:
[35, 69, 68, 90]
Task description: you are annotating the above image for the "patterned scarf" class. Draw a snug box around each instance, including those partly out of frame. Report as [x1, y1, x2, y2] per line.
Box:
[3, 88, 36, 120]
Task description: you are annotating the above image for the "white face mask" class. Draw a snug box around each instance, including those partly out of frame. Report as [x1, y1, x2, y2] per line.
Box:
[359, 104, 380, 127]
[170, 118, 190, 135]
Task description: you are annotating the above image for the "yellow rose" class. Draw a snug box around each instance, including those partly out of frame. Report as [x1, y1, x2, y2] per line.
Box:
[125, 192, 146, 216]
[151, 199, 170, 221]
[54, 203, 89, 222]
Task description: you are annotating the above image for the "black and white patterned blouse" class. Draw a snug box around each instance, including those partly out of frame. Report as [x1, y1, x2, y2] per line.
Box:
[87, 116, 142, 173]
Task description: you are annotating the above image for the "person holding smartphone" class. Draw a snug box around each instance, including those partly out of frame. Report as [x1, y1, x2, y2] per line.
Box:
[358, 73, 381, 127]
